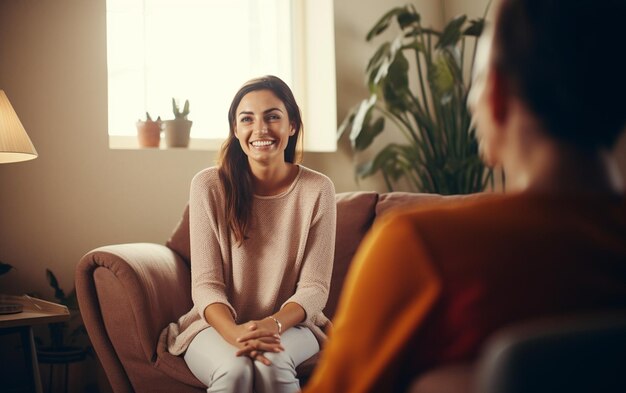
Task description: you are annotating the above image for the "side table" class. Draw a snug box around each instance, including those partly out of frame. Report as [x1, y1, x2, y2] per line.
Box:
[0, 295, 69, 393]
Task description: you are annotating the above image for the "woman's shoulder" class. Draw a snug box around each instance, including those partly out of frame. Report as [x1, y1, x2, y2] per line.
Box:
[191, 166, 223, 194]
[192, 166, 220, 183]
[297, 165, 335, 193]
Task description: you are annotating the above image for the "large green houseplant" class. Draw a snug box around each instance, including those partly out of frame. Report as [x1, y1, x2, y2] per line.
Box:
[339, 3, 493, 194]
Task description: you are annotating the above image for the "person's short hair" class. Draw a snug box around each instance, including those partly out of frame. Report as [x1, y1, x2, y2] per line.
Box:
[492, 0, 626, 150]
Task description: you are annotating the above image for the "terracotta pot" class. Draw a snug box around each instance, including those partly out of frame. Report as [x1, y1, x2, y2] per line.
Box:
[162, 119, 192, 148]
[37, 346, 86, 363]
[136, 121, 162, 148]
[37, 346, 87, 393]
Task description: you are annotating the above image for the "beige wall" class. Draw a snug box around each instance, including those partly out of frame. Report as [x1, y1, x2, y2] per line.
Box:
[0, 1, 442, 297]
[1, 0, 626, 300]
[444, 0, 493, 18]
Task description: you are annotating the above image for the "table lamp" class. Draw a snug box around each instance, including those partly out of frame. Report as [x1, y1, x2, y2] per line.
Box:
[0, 90, 37, 163]
[0, 89, 37, 313]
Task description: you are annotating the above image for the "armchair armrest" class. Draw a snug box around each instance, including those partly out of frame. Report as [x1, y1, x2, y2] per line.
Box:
[409, 312, 626, 393]
[476, 312, 626, 393]
[76, 243, 193, 392]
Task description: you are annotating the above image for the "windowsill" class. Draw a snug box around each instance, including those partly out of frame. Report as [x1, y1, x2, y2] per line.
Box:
[109, 135, 225, 150]
[109, 134, 338, 152]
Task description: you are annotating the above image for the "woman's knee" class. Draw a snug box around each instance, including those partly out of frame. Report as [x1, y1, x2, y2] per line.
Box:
[255, 351, 297, 381]
[186, 353, 253, 392]
[213, 356, 254, 383]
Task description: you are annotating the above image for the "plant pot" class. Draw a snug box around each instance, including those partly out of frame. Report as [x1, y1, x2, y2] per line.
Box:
[136, 121, 162, 148]
[37, 346, 87, 393]
[162, 119, 192, 148]
[37, 346, 86, 363]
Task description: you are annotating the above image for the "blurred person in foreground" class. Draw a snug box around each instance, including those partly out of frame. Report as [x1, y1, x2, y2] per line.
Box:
[303, 0, 626, 391]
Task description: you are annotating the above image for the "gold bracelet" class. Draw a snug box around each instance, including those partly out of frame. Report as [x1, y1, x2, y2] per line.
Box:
[267, 316, 282, 334]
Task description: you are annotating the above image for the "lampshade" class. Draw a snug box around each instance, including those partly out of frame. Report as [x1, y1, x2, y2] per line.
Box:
[0, 90, 37, 163]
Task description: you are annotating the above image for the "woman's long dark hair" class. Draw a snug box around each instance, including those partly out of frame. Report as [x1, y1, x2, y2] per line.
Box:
[218, 75, 303, 244]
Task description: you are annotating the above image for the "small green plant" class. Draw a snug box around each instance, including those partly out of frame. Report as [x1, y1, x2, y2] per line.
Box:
[139, 111, 161, 122]
[44, 269, 87, 350]
[0, 260, 13, 276]
[172, 98, 190, 120]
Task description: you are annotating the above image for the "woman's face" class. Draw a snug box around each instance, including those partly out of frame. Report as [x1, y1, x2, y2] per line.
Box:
[234, 89, 294, 167]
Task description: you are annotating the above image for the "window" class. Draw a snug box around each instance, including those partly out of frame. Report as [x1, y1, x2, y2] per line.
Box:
[106, 0, 336, 152]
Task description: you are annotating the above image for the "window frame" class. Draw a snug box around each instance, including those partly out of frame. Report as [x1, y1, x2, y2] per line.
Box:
[106, 0, 337, 152]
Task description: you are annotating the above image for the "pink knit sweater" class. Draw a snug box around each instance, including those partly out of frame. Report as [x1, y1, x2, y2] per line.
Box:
[163, 165, 337, 356]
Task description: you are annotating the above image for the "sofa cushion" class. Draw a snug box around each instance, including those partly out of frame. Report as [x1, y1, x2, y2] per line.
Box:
[166, 204, 191, 266]
[156, 329, 206, 389]
[323, 191, 378, 320]
[376, 192, 488, 219]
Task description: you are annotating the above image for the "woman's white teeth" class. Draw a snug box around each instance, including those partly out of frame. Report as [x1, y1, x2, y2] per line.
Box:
[252, 140, 274, 147]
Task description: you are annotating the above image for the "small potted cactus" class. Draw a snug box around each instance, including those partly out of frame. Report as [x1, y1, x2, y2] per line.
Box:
[136, 112, 162, 148]
[162, 98, 192, 148]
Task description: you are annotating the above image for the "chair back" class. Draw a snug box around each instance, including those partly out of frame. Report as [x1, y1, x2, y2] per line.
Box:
[476, 312, 626, 393]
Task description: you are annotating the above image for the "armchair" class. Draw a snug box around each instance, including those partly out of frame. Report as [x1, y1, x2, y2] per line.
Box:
[75, 192, 405, 392]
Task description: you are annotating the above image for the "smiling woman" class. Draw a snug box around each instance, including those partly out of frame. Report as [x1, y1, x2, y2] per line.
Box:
[160, 75, 337, 393]
[106, 0, 337, 152]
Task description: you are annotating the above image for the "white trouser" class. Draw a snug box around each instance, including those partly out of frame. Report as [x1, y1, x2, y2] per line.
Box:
[184, 325, 319, 393]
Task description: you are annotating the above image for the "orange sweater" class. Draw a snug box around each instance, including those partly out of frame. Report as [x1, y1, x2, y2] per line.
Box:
[304, 193, 626, 393]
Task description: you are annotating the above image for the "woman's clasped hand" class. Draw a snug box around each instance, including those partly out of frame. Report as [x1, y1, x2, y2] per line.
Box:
[234, 319, 284, 366]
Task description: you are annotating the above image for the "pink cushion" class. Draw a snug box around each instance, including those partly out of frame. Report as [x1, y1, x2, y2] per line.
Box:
[323, 191, 378, 320]
[166, 204, 191, 266]
[376, 192, 487, 219]
[156, 330, 205, 389]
